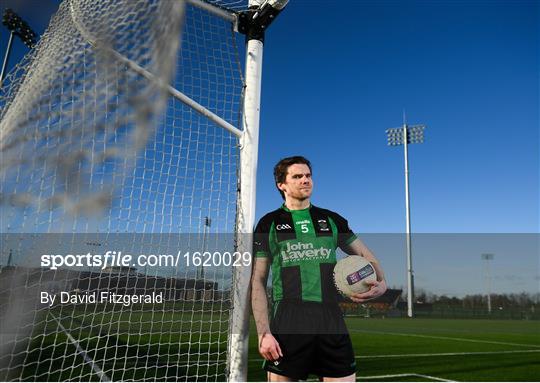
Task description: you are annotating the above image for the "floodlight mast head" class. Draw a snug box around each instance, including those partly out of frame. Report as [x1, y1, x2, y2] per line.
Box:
[386, 125, 425, 146]
[1, 8, 38, 86]
[2, 8, 37, 48]
[238, 0, 289, 41]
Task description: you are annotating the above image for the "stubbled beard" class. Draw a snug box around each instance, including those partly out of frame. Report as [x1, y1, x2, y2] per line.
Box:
[295, 190, 311, 200]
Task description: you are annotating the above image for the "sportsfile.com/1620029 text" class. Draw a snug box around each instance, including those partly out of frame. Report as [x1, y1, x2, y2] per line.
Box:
[40, 250, 252, 270]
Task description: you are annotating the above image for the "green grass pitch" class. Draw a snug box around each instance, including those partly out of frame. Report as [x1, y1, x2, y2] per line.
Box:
[247, 317, 540, 381]
[9, 305, 540, 381]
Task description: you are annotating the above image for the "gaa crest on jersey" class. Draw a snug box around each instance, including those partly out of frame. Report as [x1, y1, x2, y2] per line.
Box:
[275, 211, 297, 242]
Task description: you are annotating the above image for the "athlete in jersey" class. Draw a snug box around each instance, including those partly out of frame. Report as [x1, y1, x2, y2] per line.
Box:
[254, 204, 357, 304]
[251, 156, 387, 382]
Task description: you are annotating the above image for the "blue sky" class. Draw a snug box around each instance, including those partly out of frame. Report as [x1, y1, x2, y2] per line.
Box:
[1, 0, 538, 296]
[253, 0, 539, 296]
[256, 0, 538, 234]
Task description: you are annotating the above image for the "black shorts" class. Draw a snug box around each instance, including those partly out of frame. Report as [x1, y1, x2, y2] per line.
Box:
[263, 301, 357, 380]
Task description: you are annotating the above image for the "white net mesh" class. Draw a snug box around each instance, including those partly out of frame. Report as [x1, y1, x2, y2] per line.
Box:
[0, 0, 248, 381]
[1, 0, 183, 222]
[193, 0, 250, 12]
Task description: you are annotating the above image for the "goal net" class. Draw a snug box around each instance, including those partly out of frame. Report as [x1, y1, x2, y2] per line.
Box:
[0, 0, 251, 381]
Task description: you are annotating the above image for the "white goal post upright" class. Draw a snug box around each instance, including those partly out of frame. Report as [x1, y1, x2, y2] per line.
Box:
[228, 16, 263, 383]
[229, 1, 288, 379]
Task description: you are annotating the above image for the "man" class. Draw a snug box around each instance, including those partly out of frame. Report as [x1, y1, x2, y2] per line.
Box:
[251, 156, 387, 382]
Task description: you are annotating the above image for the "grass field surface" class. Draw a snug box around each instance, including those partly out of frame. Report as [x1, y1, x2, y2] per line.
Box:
[6, 305, 539, 381]
[247, 317, 540, 381]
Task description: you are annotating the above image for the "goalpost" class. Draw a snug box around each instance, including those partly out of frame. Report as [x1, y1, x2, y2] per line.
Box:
[0, 0, 286, 381]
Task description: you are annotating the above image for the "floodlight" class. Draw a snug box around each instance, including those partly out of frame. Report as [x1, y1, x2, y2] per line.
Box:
[1, 8, 38, 86]
[385, 121, 426, 318]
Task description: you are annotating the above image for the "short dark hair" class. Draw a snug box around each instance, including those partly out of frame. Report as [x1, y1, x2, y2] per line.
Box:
[273, 156, 312, 200]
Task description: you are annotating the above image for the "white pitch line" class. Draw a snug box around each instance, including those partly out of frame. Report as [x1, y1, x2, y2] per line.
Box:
[412, 373, 455, 382]
[309, 374, 412, 382]
[350, 329, 540, 348]
[51, 313, 111, 382]
[356, 373, 416, 380]
[248, 349, 540, 364]
[356, 349, 540, 359]
[356, 373, 455, 382]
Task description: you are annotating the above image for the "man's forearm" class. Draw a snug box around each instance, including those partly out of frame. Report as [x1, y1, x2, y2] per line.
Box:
[251, 280, 271, 336]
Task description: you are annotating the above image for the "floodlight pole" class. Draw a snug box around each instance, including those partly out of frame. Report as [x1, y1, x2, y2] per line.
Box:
[402, 123, 414, 318]
[0, 31, 14, 87]
[199, 216, 211, 280]
[482, 253, 494, 314]
[386, 122, 425, 318]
